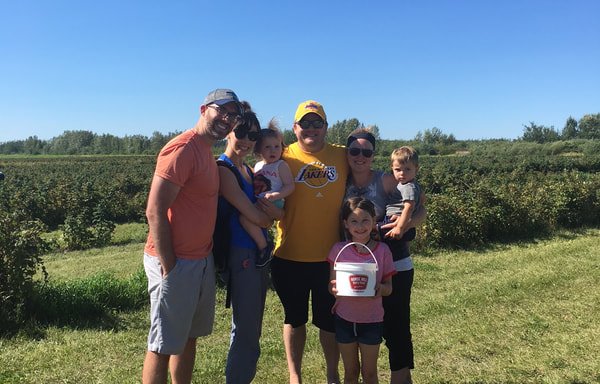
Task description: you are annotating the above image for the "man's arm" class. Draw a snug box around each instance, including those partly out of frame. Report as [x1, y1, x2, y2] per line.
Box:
[146, 175, 180, 277]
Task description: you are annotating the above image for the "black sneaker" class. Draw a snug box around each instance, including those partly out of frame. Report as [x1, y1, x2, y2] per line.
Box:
[255, 241, 274, 268]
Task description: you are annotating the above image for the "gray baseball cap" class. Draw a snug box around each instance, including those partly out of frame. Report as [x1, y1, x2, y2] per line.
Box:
[203, 88, 241, 107]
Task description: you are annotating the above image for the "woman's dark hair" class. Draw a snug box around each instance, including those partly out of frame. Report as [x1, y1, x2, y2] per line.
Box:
[341, 196, 376, 221]
[346, 127, 376, 151]
[254, 118, 284, 155]
[238, 101, 260, 132]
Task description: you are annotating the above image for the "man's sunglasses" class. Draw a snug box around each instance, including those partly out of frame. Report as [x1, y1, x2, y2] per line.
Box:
[234, 127, 259, 142]
[297, 120, 325, 130]
[348, 148, 374, 158]
[208, 104, 243, 124]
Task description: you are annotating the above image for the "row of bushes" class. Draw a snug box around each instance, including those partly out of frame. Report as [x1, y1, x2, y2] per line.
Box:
[419, 170, 600, 249]
[1, 154, 599, 256]
[3, 153, 600, 232]
[0, 156, 153, 230]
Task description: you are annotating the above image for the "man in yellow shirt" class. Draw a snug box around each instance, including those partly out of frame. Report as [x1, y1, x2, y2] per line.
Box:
[272, 100, 349, 384]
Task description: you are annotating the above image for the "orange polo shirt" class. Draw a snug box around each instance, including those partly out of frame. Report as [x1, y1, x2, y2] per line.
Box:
[144, 129, 218, 260]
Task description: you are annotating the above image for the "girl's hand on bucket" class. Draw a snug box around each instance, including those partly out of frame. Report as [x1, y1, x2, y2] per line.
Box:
[377, 280, 393, 297]
[374, 282, 382, 297]
[329, 280, 338, 297]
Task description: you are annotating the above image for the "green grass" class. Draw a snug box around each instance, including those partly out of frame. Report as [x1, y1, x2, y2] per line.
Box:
[412, 232, 600, 383]
[38, 242, 144, 281]
[111, 222, 149, 245]
[3, 229, 600, 383]
[38, 223, 147, 281]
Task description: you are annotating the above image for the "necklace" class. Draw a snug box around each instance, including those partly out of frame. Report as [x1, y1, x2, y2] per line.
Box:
[350, 171, 373, 189]
[354, 239, 373, 253]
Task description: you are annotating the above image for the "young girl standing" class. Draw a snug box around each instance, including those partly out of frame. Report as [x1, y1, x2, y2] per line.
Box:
[328, 197, 396, 384]
[240, 119, 294, 266]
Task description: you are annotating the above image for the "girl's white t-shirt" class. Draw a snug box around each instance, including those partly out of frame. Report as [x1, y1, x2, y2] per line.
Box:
[254, 159, 284, 197]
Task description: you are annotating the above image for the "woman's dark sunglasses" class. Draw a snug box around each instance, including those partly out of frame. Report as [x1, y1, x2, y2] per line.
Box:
[348, 148, 374, 158]
[298, 120, 325, 130]
[234, 127, 259, 142]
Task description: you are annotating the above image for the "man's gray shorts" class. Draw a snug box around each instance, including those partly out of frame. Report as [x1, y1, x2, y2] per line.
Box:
[144, 253, 216, 355]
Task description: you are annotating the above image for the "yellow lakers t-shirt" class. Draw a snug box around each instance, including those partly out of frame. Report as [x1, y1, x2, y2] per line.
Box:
[274, 142, 349, 262]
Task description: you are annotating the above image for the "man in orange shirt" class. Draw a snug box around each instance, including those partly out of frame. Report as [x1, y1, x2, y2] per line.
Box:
[142, 89, 243, 384]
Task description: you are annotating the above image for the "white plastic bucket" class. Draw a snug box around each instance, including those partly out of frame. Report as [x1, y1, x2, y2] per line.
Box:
[334, 242, 378, 297]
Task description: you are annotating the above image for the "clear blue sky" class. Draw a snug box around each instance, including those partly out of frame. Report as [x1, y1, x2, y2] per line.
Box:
[1, 0, 599, 143]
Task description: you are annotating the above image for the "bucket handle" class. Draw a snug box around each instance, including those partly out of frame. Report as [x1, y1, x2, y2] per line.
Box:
[334, 241, 378, 271]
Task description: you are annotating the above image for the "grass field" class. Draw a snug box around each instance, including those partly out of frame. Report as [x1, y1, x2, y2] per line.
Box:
[1, 226, 599, 383]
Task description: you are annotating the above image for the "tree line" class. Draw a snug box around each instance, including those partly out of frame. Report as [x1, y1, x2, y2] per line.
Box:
[0, 113, 598, 156]
[0, 131, 179, 155]
[521, 113, 600, 143]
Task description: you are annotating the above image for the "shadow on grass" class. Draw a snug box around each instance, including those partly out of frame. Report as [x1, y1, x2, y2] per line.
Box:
[6, 269, 149, 338]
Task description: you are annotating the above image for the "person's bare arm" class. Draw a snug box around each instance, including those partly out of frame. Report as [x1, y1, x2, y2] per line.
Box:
[382, 172, 398, 195]
[328, 264, 338, 297]
[219, 167, 272, 228]
[265, 161, 295, 201]
[376, 275, 393, 297]
[381, 174, 427, 236]
[257, 198, 285, 220]
[145, 175, 180, 277]
[409, 191, 427, 227]
[384, 200, 415, 239]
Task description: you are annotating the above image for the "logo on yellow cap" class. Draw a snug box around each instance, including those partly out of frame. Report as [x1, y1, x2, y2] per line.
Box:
[294, 100, 327, 123]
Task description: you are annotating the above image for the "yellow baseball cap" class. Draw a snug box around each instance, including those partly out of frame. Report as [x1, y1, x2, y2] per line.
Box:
[294, 100, 327, 123]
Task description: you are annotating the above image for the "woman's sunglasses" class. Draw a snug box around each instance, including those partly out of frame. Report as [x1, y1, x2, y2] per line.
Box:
[348, 148, 374, 158]
[234, 127, 259, 142]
